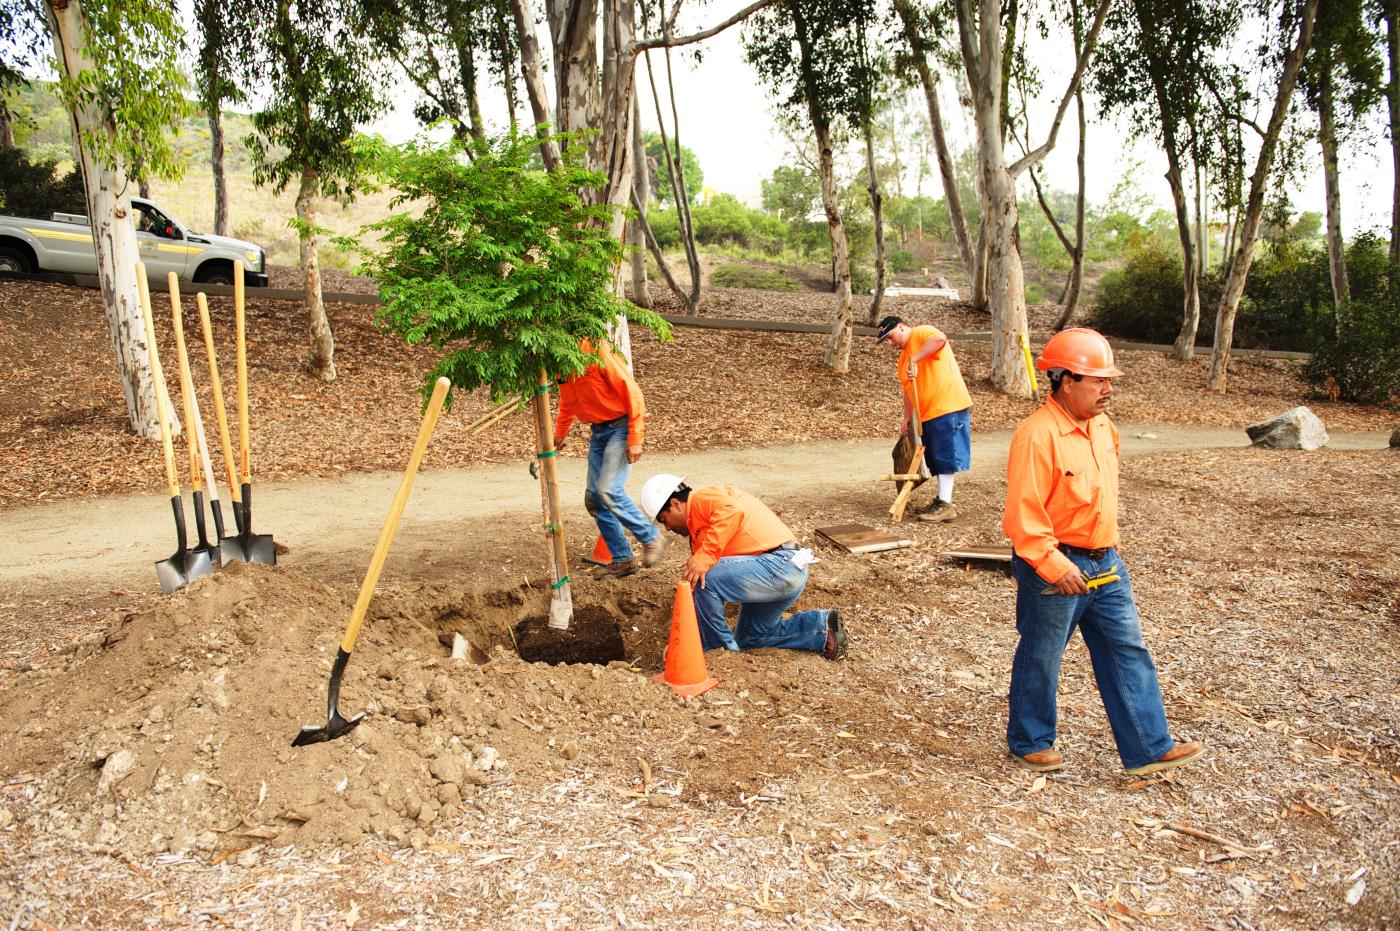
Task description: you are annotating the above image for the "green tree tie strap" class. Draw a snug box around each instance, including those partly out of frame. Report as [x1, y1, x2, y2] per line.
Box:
[536, 450, 556, 458]
[551, 576, 570, 589]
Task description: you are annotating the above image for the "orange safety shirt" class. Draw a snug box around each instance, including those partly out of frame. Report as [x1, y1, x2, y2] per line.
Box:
[685, 485, 795, 574]
[898, 325, 972, 423]
[555, 339, 646, 448]
[1003, 396, 1121, 584]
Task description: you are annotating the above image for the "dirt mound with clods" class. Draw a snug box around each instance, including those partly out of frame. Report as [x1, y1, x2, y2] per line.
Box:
[0, 562, 699, 855]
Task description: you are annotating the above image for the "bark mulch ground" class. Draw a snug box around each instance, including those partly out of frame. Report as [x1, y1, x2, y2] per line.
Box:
[1, 277, 1392, 507]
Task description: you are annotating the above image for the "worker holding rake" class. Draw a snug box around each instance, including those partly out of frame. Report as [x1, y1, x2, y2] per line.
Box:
[555, 339, 667, 578]
[875, 315, 972, 522]
[1002, 328, 1204, 776]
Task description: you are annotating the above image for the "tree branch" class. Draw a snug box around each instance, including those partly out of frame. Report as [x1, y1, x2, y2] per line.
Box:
[1202, 71, 1266, 138]
[633, 0, 775, 53]
[1008, 0, 1111, 177]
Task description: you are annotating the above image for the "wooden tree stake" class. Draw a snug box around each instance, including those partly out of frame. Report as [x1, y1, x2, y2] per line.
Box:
[530, 370, 573, 629]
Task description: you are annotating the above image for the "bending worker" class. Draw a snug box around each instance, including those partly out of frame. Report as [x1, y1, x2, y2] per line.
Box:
[641, 473, 846, 659]
[555, 339, 666, 577]
[875, 314, 972, 522]
[1003, 328, 1203, 776]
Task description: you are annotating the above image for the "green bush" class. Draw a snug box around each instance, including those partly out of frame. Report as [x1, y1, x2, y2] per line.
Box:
[710, 263, 798, 291]
[889, 249, 919, 273]
[1090, 238, 1190, 344]
[0, 147, 86, 218]
[1302, 234, 1400, 404]
[849, 265, 874, 294]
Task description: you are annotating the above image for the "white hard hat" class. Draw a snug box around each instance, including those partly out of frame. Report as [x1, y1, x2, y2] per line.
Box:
[640, 473, 687, 522]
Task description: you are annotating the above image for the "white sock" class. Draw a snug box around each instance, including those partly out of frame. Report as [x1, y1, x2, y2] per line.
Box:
[937, 473, 955, 503]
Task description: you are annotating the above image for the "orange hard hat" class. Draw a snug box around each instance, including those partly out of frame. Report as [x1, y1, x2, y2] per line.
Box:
[1036, 327, 1124, 377]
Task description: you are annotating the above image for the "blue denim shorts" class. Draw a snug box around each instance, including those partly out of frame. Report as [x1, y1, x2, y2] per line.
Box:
[920, 407, 971, 473]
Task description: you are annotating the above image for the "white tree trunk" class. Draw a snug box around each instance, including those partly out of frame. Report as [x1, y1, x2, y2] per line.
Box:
[48, 0, 166, 439]
[1318, 58, 1349, 327]
[1207, 0, 1317, 392]
[508, 0, 561, 169]
[628, 93, 651, 308]
[210, 107, 229, 237]
[296, 167, 335, 381]
[814, 119, 854, 372]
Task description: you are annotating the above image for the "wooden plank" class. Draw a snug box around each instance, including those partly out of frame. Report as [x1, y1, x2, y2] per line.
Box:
[816, 524, 915, 554]
[941, 545, 1014, 562]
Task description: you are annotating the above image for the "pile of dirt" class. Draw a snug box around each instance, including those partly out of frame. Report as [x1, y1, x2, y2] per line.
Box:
[0, 563, 695, 854]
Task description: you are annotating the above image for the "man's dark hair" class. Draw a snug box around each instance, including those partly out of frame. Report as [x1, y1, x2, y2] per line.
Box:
[658, 482, 691, 520]
[1047, 369, 1084, 393]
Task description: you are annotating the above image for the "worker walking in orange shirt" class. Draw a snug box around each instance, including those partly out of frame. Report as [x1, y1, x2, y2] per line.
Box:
[556, 339, 666, 577]
[875, 315, 972, 522]
[640, 474, 847, 659]
[1003, 328, 1204, 775]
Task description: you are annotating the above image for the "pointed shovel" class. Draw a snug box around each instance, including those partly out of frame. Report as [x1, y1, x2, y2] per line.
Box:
[168, 274, 219, 567]
[195, 291, 245, 544]
[293, 377, 452, 747]
[137, 265, 213, 593]
[222, 261, 275, 564]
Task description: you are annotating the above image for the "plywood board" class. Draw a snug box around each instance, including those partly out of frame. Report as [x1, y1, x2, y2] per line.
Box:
[816, 524, 915, 554]
[941, 545, 1014, 562]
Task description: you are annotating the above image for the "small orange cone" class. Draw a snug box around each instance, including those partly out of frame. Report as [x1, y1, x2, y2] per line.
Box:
[653, 580, 719, 697]
[582, 535, 611, 566]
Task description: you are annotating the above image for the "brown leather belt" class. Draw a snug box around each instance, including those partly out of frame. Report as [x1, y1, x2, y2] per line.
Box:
[1058, 543, 1110, 560]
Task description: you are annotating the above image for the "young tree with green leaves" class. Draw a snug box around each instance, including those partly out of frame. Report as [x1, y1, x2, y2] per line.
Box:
[244, 0, 387, 382]
[193, 0, 245, 237]
[345, 132, 670, 629]
[28, 0, 189, 438]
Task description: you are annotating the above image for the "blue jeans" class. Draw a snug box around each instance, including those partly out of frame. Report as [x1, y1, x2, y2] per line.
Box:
[1007, 550, 1174, 770]
[693, 548, 830, 653]
[584, 417, 658, 561]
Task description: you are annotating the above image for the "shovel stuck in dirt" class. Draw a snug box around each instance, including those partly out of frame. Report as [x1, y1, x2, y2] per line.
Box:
[293, 377, 452, 747]
[137, 265, 214, 593]
[221, 262, 275, 565]
[168, 275, 219, 568]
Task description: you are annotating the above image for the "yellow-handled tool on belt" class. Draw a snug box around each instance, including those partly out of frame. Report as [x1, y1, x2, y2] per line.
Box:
[293, 377, 451, 747]
[1043, 568, 1121, 595]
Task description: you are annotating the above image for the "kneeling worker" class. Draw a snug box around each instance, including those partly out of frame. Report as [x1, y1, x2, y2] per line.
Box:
[641, 474, 846, 660]
[1003, 328, 1203, 776]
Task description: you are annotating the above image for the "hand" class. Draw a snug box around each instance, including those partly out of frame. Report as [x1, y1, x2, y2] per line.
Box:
[1053, 565, 1090, 596]
[906, 362, 918, 380]
[627, 443, 642, 464]
[554, 436, 567, 452]
[900, 419, 910, 437]
[681, 556, 708, 589]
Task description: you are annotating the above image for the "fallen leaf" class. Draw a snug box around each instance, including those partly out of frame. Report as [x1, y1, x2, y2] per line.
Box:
[344, 900, 359, 929]
[1346, 878, 1365, 906]
[1028, 774, 1047, 794]
[836, 731, 857, 739]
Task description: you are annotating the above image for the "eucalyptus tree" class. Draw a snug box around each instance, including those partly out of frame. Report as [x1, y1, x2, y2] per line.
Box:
[854, 6, 894, 325]
[357, 0, 521, 146]
[23, 0, 189, 437]
[744, 0, 880, 372]
[953, 0, 1112, 396]
[0, 1, 47, 149]
[1207, 0, 1319, 392]
[893, 0, 976, 289]
[193, 0, 246, 236]
[1383, 0, 1400, 261]
[1094, 0, 1243, 357]
[243, 0, 387, 382]
[1298, 0, 1383, 321]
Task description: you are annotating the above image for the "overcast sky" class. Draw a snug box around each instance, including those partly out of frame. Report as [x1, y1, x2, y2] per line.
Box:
[362, 5, 1393, 236]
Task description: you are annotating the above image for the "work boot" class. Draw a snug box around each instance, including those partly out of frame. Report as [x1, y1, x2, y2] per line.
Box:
[641, 535, 668, 568]
[822, 610, 848, 661]
[596, 557, 639, 578]
[917, 499, 957, 523]
[1125, 741, 1206, 776]
[1011, 748, 1065, 772]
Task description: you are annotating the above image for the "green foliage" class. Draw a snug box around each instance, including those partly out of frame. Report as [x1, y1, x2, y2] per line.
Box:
[47, 0, 191, 183]
[710, 263, 798, 291]
[643, 132, 703, 205]
[849, 265, 874, 294]
[1091, 238, 1196, 345]
[650, 195, 787, 255]
[341, 131, 670, 405]
[889, 249, 919, 273]
[1303, 234, 1400, 404]
[761, 164, 820, 226]
[0, 148, 86, 217]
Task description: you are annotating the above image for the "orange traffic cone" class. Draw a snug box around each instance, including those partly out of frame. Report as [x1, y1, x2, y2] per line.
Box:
[653, 580, 719, 697]
[582, 535, 611, 567]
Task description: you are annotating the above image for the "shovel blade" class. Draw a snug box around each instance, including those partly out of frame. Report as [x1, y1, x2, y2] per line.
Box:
[154, 550, 214, 594]
[292, 709, 365, 747]
[221, 532, 275, 565]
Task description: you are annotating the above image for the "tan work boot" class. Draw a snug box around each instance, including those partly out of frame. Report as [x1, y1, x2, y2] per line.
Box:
[917, 500, 957, 523]
[641, 535, 668, 568]
[1011, 748, 1065, 772]
[596, 557, 639, 578]
[1125, 741, 1206, 776]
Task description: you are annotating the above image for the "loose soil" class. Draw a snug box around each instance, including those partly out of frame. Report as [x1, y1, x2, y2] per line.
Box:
[1, 276, 1397, 929]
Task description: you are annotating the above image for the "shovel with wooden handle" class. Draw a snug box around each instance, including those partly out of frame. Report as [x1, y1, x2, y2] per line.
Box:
[195, 291, 244, 542]
[890, 374, 925, 522]
[137, 264, 213, 593]
[168, 275, 218, 567]
[293, 377, 452, 747]
[222, 262, 275, 564]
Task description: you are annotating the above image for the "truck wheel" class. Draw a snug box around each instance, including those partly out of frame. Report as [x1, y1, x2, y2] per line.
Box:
[195, 264, 235, 286]
[0, 246, 33, 274]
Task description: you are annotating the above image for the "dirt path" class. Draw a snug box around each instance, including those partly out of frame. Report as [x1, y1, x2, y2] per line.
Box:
[3, 424, 1387, 594]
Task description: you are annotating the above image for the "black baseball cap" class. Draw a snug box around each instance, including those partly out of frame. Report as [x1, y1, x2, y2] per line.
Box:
[875, 315, 904, 342]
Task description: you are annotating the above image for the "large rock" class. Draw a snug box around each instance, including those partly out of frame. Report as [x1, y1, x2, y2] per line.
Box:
[1390, 425, 1399, 448]
[1246, 406, 1329, 450]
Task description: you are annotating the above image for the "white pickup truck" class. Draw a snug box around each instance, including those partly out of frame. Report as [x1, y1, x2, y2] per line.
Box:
[0, 197, 269, 286]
